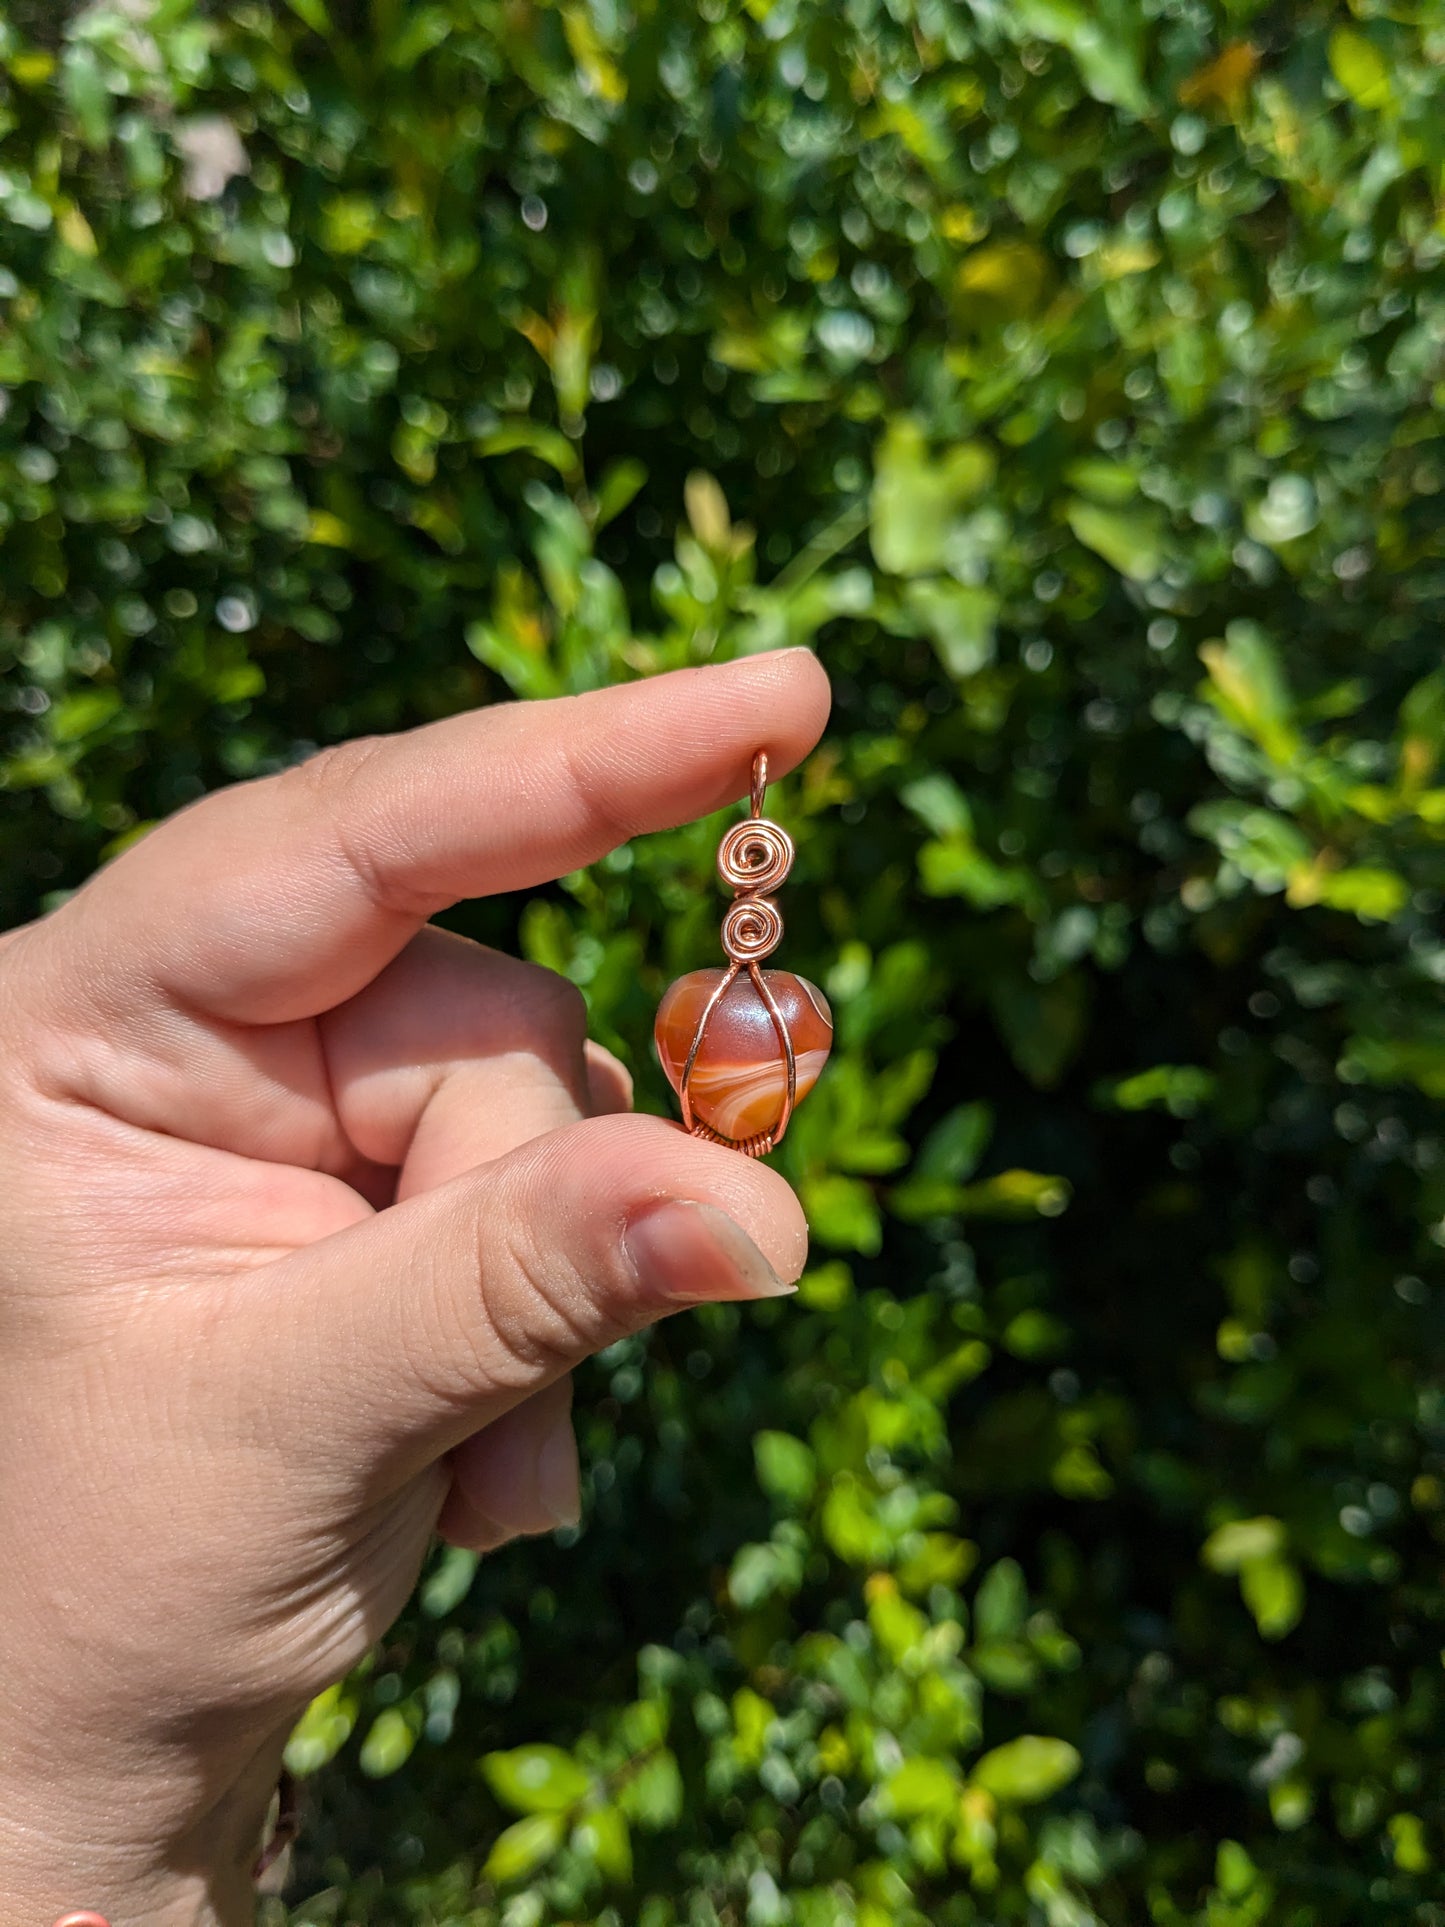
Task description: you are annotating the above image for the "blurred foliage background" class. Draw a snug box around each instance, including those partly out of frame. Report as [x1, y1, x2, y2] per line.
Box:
[4, 0, 1445, 1920]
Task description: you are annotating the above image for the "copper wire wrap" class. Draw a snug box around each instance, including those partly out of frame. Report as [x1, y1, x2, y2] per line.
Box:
[717, 817, 794, 896]
[679, 751, 799, 1158]
[720, 894, 784, 961]
[690, 1121, 776, 1158]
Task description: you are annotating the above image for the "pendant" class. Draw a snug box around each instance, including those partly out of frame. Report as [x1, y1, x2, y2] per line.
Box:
[655, 751, 832, 1157]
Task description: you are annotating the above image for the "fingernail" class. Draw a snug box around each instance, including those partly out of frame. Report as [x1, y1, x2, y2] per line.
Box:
[624, 1200, 797, 1305]
[534, 1418, 581, 1530]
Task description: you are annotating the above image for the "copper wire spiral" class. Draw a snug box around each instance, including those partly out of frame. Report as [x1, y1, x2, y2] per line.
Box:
[717, 817, 794, 897]
[721, 894, 784, 963]
[678, 751, 798, 1158]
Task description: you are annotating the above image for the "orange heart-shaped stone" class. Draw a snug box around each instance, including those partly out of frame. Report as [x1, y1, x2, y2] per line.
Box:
[655, 967, 832, 1143]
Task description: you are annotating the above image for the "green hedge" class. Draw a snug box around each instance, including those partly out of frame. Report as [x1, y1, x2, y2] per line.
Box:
[5, 2, 1445, 1921]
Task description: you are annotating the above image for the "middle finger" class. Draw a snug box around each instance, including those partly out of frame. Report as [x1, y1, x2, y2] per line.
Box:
[321, 924, 606, 1197]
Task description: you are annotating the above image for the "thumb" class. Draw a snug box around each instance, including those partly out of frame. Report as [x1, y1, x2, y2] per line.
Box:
[260, 1113, 808, 1479]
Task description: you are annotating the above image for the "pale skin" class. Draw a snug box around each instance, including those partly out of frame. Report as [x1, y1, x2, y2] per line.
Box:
[0, 649, 832, 1926]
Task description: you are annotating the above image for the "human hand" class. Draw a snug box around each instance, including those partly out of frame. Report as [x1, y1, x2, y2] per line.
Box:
[0, 651, 830, 1926]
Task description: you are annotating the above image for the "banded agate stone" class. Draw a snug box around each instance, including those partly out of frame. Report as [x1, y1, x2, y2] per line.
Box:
[655, 968, 833, 1143]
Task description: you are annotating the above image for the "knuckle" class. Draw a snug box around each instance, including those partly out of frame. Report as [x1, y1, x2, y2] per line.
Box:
[281, 735, 387, 807]
[492, 957, 589, 1069]
[279, 737, 435, 919]
[558, 729, 634, 858]
[523, 964, 588, 1041]
[474, 1217, 631, 1390]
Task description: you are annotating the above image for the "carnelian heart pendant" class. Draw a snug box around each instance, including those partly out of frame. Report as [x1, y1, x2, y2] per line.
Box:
[654, 752, 831, 1157]
[657, 967, 833, 1147]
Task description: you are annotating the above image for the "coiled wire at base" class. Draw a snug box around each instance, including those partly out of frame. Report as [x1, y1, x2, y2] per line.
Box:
[688, 1120, 775, 1159]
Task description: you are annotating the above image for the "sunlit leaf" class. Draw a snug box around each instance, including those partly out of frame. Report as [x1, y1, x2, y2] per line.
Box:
[1329, 28, 1393, 110]
[1065, 498, 1164, 580]
[483, 1812, 566, 1885]
[754, 1431, 817, 1508]
[482, 1745, 591, 1814]
[972, 1737, 1082, 1804]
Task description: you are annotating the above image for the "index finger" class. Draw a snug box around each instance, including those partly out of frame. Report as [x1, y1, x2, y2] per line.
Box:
[51, 651, 831, 1023]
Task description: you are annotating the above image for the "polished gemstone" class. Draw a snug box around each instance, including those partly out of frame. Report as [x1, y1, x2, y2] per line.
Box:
[655, 967, 833, 1142]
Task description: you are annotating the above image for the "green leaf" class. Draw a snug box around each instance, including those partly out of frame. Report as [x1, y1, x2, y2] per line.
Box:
[61, 46, 112, 148]
[801, 1172, 883, 1253]
[914, 1103, 993, 1184]
[897, 1532, 979, 1594]
[1098, 1065, 1218, 1116]
[797, 1260, 854, 1310]
[575, 1804, 633, 1883]
[731, 1686, 775, 1766]
[284, 1683, 358, 1778]
[1013, 0, 1148, 112]
[1202, 1517, 1285, 1573]
[821, 1474, 893, 1566]
[990, 975, 1089, 1089]
[359, 1705, 418, 1778]
[975, 1559, 1027, 1641]
[1216, 1841, 1264, 1900]
[902, 579, 999, 680]
[478, 418, 582, 477]
[1270, 1778, 1314, 1830]
[901, 773, 973, 840]
[283, 0, 333, 32]
[1197, 621, 1300, 765]
[49, 689, 122, 743]
[1189, 802, 1311, 891]
[871, 417, 995, 576]
[918, 1338, 991, 1398]
[466, 620, 559, 700]
[1329, 28, 1393, 110]
[1247, 474, 1318, 547]
[1308, 867, 1408, 923]
[619, 1747, 684, 1829]
[1065, 498, 1164, 580]
[1240, 1555, 1304, 1640]
[482, 1744, 591, 1813]
[881, 1756, 963, 1819]
[1396, 666, 1445, 797]
[954, 239, 1050, 320]
[1064, 457, 1139, 504]
[728, 1534, 805, 1607]
[616, 1695, 668, 1754]
[385, 5, 454, 71]
[483, 1811, 566, 1885]
[1388, 1813, 1432, 1875]
[1002, 1309, 1069, 1359]
[972, 1736, 1082, 1804]
[868, 1578, 930, 1663]
[973, 1641, 1040, 1694]
[1340, 1014, 1445, 1098]
[420, 1545, 478, 1618]
[754, 1430, 818, 1507]
[953, 1169, 1071, 1219]
[593, 457, 648, 529]
[918, 838, 1037, 909]
[872, 1048, 938, 1128]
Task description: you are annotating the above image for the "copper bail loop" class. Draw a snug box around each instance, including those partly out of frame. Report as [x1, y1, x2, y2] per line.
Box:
[677, 749, 797, 1157]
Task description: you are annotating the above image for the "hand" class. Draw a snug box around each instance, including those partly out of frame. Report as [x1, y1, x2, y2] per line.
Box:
[0, 651, 830, 1927]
